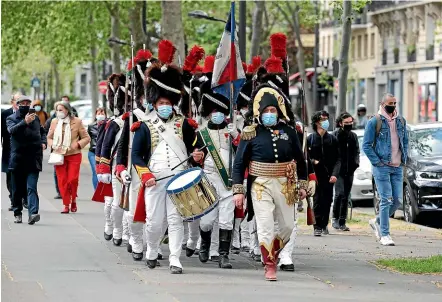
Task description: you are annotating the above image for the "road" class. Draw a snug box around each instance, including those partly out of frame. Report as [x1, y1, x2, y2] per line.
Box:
[2, 152, 442, 302]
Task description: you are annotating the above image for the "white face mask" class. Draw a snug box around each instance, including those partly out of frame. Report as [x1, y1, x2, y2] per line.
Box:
[56, 111, 66, 119]
[96, 114, 105, 122]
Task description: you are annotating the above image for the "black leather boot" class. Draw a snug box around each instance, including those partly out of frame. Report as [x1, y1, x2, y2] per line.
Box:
[113, 238, 122, 246]
[199, 228, 212, 263]
[132, 252, 143, 261]
[218, 229, 233, 269]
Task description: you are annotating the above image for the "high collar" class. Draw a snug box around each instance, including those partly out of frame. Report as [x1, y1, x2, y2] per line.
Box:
[208, 121, 227, 130]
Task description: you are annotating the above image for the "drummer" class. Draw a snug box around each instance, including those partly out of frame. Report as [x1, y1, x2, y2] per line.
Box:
[232, 84, 308, 281]
[188, 79, 240, 269]
[131, 40, 205, 274]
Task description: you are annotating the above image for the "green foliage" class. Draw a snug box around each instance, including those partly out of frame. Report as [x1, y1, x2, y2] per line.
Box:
[407, 44, 416, 54]
[318, 72, 334, 92]
[377, 255, 442, 274]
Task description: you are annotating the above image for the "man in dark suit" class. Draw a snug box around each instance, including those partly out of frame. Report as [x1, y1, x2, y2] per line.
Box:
[2, 93, 20, 210]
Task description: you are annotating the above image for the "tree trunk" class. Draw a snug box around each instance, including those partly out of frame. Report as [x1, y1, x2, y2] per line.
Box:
[161, 0, 185, 65]
[90, 12, 98, 119]
[110, 3, 121, 73]
[337, 0, 352, 115]
[129, 1, 147, 52]
[292, 6, 313, 120]
[51, 58, 60, 102]
[250, 0, 264, 60]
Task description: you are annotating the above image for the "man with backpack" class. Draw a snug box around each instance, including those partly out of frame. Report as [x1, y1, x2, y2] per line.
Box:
[363, 93, 408, 246]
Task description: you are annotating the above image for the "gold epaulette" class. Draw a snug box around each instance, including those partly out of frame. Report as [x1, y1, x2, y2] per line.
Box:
[241, 124, 257, 141]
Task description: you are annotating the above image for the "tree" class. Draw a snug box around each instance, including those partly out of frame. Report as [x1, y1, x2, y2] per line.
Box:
[337, 0, 352, 115]
[161, 1, 185, 64]
[250, 1, 265, 59]
[105, 1, 122, 73]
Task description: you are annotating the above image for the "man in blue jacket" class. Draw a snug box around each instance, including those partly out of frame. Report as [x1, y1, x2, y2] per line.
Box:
[363, 93, 408, 246]
[6, 95, 47, 224]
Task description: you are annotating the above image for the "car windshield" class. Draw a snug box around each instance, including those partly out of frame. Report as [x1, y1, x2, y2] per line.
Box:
[410, 127, 442, 158]
[78, 107, 92, 120]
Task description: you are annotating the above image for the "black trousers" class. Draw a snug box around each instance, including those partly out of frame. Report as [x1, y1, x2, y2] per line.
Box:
[313, 176, 335, 230]
[5, 172, 12, 203]
[333, 175, 354, 225]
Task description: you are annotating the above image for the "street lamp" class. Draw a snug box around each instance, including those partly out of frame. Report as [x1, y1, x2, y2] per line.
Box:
[188, 10, 226, 23]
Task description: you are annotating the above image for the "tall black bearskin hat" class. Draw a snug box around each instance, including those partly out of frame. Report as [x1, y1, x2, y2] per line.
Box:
[237, 79, 253, 110]
[133, 49, 158, 103]
[199, 79, 230, 118]
[144, 40, 183, 106]
[108, 73, 127, 116]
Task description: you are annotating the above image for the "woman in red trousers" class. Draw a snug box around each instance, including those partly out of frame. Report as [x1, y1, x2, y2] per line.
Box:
[47, 101, 90, 213]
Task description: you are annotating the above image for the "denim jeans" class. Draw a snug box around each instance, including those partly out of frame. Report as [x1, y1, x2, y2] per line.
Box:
[11, 170, 40, 217]
[88, 151, 98, 190]
[372, 165, 403, 237]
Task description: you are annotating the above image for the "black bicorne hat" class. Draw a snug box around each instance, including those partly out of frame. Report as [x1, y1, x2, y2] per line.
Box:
[237, 80, 253, 110]
[199, 80, 230, 118]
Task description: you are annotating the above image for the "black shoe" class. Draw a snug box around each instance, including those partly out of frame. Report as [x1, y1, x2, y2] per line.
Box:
[54, 195, 62, 199]
[181, 243, 187, 250]
[23, 202, 28, 210]
[132, 252, 143, 261]
[199, 228, 212, 263]
[241, 246, 250, 253]
[126, 243, 132, 253]
[113, 238, 122, 246]
[231, 246, 240, 254]
[340, 225, 350, 231]
[210, 255, 220, 262]
[219, 255, 232, 269]
[314, 229, 322, 237]
[194, 249, 199, 255]
[280, 264, 295, 271]
[14, 215, 22, 224]
[161, 235, 169, 244]
[170, 266, 183, 274]
[146, 259, 157, 269]
[322, 227, 330, 235]
[332, 219, 340, 230]
[28, 214, 40, 225]
[250, 252, 261, 262]
[158, 253, 163, 260]
[186, 247, 195, 257]
[8, 206, 13, 211]
[104, 232, 113, 241]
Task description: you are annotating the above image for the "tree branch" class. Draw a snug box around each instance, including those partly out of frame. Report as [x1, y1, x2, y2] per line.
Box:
[275, 2, 295, 31]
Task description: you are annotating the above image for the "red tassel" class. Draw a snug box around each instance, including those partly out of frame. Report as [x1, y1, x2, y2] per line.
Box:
[135, 49, 152, 62]
[187, 118, 199, 129]
[122, 112, 130, 121]
[158, 40, 176, 64]
[202, 55, 215, 74]
[264, 56, 284, 74]
[270, 33, 287, 59]
[308, 173, 317, 182]
[183, 45, 205, 72]
[131, 121, 142, 132]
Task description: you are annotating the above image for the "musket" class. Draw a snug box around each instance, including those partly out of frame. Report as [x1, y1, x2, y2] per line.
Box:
[119, 62, 131, 210]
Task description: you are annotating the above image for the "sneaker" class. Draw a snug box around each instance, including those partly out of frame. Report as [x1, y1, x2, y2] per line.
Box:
[380, 235, 395, 246]
[332, 219, 340, 230]
[340, 225, 350, 231]
[14, 215, 22, 224]
[313, 229, 322, 237]
[369, 219, 381, 241]
[54, 195, 62, 199]
[231, 246, 240, 254]
[322, 227, 329, 235]
[28, 214, 40, 225]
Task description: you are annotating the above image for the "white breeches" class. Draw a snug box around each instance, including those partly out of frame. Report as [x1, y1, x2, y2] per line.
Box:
[104, 196, 113, 235]
[122, 211, 130, 241]
[278, 219, 298, 265]
[248, 216, 261, 255]
[111, 176, 124, 239]
[127, 168, 144, 254]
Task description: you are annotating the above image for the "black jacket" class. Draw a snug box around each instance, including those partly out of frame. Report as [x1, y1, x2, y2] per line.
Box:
[333, 128, 360, 176]
[307, 131, 341, 180]
[87, 122, 99, 154]
[1, 107, 14, 172]
[6, 111, 47, 172]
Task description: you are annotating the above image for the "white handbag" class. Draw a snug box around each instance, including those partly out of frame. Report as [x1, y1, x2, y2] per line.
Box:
[48, 153, 64, 166]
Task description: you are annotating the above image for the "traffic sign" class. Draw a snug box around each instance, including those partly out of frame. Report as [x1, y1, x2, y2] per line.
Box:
[98, 81, 107, 95]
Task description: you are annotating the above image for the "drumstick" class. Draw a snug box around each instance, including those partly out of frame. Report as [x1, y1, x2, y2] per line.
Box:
[156, 174, 175, 181]
[171, 145, 207, 171]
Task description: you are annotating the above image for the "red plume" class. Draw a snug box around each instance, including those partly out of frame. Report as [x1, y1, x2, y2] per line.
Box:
[183, 45, 205, 72]
[270, 33, 287, 60]
[135, 49, 153, 62]
[247, 56, 261, 74]
[264, 56, 284, 74]
[193, 65, 203, 74]
[202, 55, 215, 74]
[127, 60, 133, 71]
[158, 40, 176, 64]
[242, 62, 247, 72]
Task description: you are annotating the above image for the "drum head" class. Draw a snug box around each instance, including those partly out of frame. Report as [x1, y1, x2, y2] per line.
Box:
[166, 167, 203, 194]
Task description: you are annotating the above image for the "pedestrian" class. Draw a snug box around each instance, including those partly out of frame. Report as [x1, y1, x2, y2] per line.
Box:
[2, 92, 22, 211]
[45, 102, 62, 199]
[87, 107, 106, 190]
[363, 93, 408, 246]
[332, 112, 360, 231]
[47, 101, 90, 214]
[6, 95, 47, 224]
[60, 95, 78, 117]
[308, 110, 341, 236]
[356, 104, 368, 129]
[31, 99, 49, 126]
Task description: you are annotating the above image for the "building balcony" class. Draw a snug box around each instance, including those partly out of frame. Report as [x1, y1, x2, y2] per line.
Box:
[382, 49, 387, 65]
[426, 45, 435, 61]
[407, 48, 416, 62]
[393, 48, 399, 64]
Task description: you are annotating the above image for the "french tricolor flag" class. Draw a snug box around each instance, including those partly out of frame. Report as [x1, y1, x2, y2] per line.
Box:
[211, 1, 246, 107]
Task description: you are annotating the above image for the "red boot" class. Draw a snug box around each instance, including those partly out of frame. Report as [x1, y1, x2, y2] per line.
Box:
[71, 202, 77, 213]
[264, 262, 277, 281]
[61, 206, 70, 214]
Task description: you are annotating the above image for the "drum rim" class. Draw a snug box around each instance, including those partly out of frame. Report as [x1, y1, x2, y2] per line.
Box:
[166, 167, 203, 194]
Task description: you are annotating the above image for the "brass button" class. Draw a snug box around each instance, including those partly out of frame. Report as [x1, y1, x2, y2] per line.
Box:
[273, 143, 276, 147]
[274, 149, 277, 152]
[275, 154, 279, 158]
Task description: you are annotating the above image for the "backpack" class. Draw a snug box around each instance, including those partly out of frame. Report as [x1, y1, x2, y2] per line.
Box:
[372, 114, 405, 148]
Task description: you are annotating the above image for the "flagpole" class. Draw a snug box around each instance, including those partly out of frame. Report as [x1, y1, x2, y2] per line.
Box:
[228, 1, 235, 187]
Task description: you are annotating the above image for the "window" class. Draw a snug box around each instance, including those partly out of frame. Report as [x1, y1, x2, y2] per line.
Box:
[352, 37, 355, 59]
[357, 35, 362, 58]
[327, 35, 331, 58]
[364, 34, 368, 58]
[371, 33, 375, 57]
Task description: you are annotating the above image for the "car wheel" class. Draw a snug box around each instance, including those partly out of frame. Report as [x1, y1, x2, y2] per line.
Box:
[403, 185, 417, 223]
[372, 179, 379, 215]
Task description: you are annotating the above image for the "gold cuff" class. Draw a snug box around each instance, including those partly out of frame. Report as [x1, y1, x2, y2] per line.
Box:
[299, 180, 308, 191]
[232, 184, 245, 195]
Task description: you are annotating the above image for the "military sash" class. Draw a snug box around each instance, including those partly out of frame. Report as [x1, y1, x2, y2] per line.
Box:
[199, 127, 231, 189]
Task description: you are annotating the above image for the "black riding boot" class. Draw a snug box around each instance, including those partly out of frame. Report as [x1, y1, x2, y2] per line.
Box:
[219, 229, 233, 269]
[199, 228, 212, 263]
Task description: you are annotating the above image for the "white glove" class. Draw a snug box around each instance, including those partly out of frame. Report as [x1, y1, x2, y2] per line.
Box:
[97, 174, 103, 183]
[307, 180, 316, 197]
[227, 123, 239, 139]
[102, 173, 112, 184]
[120, 170, 132, 185]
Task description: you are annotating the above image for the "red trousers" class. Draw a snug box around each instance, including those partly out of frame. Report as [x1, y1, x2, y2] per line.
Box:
[55, 153, 82, 206]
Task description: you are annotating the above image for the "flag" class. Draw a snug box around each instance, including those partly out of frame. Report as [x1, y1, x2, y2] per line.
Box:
[211, 1, 246, 106]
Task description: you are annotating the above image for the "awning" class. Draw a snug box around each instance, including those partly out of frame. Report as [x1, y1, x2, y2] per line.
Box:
[289, 71, 314, 82]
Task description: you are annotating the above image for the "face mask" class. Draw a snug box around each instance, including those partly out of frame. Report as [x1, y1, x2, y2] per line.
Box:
[57, 111, 66, 119]
[320, 120, 330, 131]
[343, 124, 353, 132]
[148, 103, 153, 111]
[157, 105, 173, 119]
[384, 105, 396, 114]
[18, 105, 29, 117]
[96, 115, 105, 122]
[240, 108, 248, 116]
[211, 112, 225, 124]
[34, 106, 42, 112]
[261, 112, 278, 127]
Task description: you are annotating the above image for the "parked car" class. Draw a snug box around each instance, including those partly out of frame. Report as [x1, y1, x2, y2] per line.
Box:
[351, 129, 373, 203]
[0, 104, 11, 112]
[373, 122, 442, 223]
[77, 105, 94, 127]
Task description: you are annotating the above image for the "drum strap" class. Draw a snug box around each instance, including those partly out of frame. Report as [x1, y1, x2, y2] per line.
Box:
[199, 127, 231, 190]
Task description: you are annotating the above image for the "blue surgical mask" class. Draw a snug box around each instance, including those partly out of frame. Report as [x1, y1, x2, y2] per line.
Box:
[157, 105, 173, 119]
[148, 103, 153, 111]
[211, 112, 225, 124]
[34, 105, 42, 112]
[96, 114, 105, 122]
[262, 112, 278, 127]
[143, 100, 148, 108]
[320, 120, 330, 130]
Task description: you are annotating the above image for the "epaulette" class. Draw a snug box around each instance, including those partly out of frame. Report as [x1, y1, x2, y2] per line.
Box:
[122, 112, 130, 121]
[187, 118, 199, 129]
[241, 124, 257, 140]
[105, 119, 112, 130]
[131, 121, 142, 132]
